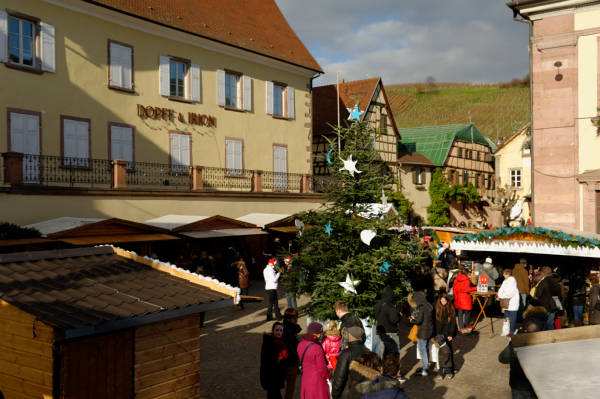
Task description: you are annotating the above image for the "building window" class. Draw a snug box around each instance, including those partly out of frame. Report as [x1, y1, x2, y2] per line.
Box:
[510, 169, 522, 188]
[226, 139, 243, 175]
[413, 168, 425, 185]
[380, 114, 388, 131]
[169, 132, 191, 174]
[109, 123, 134, 168]
[8, 16, 35, 67]
[476, 151, 481, 161]
[108, 40, 133, 91]
[159, 56, 200, 101]
[170, 59, 187, 98]
[463, 171, 469, 184]
[475, 173, 481, 188]
[225, 71, 241, 108]
[266, 81, 294, 119]
[273, 84, 284, 116]
[61, 116, 90, 167]
[458, 148, 463, 158]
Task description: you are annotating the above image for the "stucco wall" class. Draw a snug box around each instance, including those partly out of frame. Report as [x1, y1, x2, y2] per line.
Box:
[0, 0, 313, 174]
[399, 166, 431, 220]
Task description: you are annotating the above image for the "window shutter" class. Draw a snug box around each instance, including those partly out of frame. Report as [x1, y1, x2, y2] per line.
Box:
[109, 42, 122, 87]
[111, 126, 133, 164]
[235, 140, 243, 170]
[119, 44, 133, 89]
[190, 63, 201, 102]
[287, 87, 295, 119]
[63, 120, 78, 160]
[0, 11, 7, 63]
[242, 75, 252, 111]
[40, 23, 56, 72]
[225, 140, 234, 170]
[274, 146, 287, 173]
[420, 169, 425, 184]
[412, 170, 418, 185]
[217, 69, 226, 106]
[159, 56, 170, 96]
[170, 134, 183, 171]
[266, 81, 273, 115]
[180, 134, 190, 169]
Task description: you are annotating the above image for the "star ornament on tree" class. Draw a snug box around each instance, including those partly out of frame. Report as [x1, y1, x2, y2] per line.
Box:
[347, 104, 364, 121]
[339, 273, 360, 294]
[339, 154, 362, 177]
[324, 221, 333, 236]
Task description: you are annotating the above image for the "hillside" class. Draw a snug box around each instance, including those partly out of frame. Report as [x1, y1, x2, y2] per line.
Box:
[387, 83, 530, 142]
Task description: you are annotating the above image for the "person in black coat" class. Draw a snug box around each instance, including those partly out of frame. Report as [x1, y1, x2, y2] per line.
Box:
[334, 300, 365, 351]
[532, 266, 563, 330]
[331, 326, 368, 399]
[434, 334, 453, 380]
[375, 287, 401, 353]
[260, 322, 289, 399]
[282, 309, 301, 399]
[409, 291, 434, 376]
[568, 269, 587, 326]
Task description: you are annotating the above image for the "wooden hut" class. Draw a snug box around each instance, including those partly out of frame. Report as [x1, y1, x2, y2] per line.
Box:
[0, 246, 237, 399]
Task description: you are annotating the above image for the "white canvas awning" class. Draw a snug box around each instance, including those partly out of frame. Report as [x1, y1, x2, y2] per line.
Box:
[25, 217, 104, 236]
[181, 228, 267, 239]
[236, 213, 290, 229]
[144, 215, 210, 230]
[450, 239, 600, 258]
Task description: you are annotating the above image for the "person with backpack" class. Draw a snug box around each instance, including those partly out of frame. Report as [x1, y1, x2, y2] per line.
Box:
[297, 322, 331, 399]
[588, 273, 600, 325]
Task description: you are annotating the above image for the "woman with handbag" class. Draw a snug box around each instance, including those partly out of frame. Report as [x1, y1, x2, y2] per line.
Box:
[498, 269, 520, 335]
[297, 322, 331, 399]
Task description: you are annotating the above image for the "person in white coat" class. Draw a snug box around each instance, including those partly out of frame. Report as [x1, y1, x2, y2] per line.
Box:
[498, 269, 520, 335]
[264, 258, 282, 321]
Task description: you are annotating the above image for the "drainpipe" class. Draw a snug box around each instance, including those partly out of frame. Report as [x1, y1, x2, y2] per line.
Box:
[512, 10, 535, 226]
[309, 72, 322, 177]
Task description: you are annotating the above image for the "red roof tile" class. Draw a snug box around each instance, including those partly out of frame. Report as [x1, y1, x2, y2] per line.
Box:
[85, 0, 322, 72]
[397, 152, 436, 167]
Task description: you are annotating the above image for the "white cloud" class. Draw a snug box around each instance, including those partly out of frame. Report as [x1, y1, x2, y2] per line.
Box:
[275, 0, 530, 85]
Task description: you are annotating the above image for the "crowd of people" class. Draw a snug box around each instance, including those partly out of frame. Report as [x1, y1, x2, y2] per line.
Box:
[258, 247, 600, 399]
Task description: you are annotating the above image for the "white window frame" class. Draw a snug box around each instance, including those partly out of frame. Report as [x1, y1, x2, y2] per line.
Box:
[169, 58, 188, 98]
[510, 169, 522, 188]
[108, 40, 133, 91]
[62, 116, 90, 168]
[225, 138, 243, 176]
[159, 56, 200, 102]
[7, 15, 36, 67]
[273, 83, 285, 117]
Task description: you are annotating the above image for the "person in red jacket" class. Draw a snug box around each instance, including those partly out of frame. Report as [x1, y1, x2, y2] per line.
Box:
[453, 264, 477, 332]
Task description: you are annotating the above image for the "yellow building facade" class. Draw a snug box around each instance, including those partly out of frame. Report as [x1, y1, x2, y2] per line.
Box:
[494, 126, 532, 225]
[0, 0, 323, 224]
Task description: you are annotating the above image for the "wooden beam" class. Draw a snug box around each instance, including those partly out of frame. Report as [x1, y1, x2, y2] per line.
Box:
[512, 325, 600, 348]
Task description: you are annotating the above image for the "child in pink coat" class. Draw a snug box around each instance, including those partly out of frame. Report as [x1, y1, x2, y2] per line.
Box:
[321, 320, 341, 372]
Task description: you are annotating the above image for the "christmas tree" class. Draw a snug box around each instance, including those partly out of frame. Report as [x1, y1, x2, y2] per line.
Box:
[286, 117, 426, 320]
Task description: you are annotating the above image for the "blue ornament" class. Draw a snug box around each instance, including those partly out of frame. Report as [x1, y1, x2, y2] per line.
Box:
[324, 221, 333, 236]
[347, 104, 364, 121]
[326, 148, 334, 165]
[380, 261, 392, 275]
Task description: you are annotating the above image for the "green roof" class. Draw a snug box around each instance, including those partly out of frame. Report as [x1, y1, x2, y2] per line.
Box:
[397, 124, 495, 166]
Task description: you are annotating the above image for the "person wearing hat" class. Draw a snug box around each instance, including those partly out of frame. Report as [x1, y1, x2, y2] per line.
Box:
[264, 258, 282, 321]
[297, 322, 331, 399]
[282, 308, 301, 399]
[331, 326, 368, 399]
[473, 257, 499, 292]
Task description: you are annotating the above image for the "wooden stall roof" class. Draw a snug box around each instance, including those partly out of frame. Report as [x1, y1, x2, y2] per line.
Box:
[0, 237, 56, 247]
[0, 246, 236, 339]
[144, 214, 264, 239]
[25, 217, 181, 245]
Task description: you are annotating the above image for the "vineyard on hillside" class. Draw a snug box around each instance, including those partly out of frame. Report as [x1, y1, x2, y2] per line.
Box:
[387, 82, 530, 142]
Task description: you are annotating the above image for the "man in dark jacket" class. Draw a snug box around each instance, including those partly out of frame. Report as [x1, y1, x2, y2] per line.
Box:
[533, 266, 562, 330]
[331, 326, 368, 399]
[334, 300, 364, 351]
[568, 270, 587, 326]
[374, 286, 406, 383]
[282, 308, 301, 399]
[409, 291, 433, 376]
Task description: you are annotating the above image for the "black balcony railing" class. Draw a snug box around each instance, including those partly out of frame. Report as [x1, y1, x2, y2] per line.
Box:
[202, 167, 253, 191]
[262, 171, 303, 192]
[22, 154, 112, 187]
[3, 153, 315, 194]
[126, 162, 192, 190]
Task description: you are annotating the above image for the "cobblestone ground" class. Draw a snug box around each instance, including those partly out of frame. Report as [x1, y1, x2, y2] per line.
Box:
[199, 283, 511, 399]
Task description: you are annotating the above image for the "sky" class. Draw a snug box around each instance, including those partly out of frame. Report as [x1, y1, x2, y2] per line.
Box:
[274, 0, 530, 86]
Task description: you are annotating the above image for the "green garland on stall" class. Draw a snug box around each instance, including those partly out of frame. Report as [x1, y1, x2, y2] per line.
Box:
[453, 225, 600, 249]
